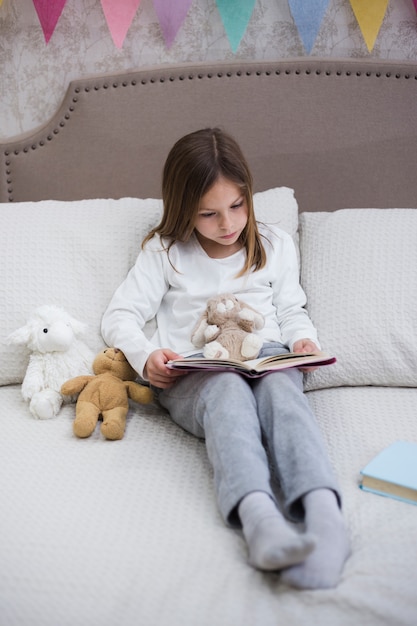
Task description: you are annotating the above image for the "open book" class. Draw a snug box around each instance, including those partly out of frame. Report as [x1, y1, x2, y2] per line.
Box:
[167, 351, 336, 378]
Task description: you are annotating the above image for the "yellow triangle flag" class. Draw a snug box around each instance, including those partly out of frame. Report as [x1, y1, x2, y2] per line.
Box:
[349, 0, 389, 52]
[0, 0, 4, 6]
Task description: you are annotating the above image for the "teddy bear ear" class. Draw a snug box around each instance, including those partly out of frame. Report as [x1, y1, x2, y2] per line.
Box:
[6, 324, 32, 345]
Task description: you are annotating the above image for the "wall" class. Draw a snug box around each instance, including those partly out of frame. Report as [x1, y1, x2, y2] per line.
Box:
[1, 0, 417, 140]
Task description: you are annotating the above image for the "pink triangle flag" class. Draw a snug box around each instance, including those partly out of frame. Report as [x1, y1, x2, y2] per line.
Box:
[414, 0, 417, 11]
[32, 0, 68, 44]
[101, 0, 142, 49]
[153, 0, 193, 49]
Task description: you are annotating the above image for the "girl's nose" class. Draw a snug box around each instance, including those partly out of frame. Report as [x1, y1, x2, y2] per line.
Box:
[219, 215, 232, 229]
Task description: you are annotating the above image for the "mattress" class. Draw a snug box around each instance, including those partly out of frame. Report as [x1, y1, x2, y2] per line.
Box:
[1, 383, 417, 626]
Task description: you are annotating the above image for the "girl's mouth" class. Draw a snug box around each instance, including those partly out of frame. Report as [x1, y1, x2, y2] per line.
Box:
[220, 232, 237, 240]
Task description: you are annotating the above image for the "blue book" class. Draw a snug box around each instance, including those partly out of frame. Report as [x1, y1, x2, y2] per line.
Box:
[359, 441, 417, 506]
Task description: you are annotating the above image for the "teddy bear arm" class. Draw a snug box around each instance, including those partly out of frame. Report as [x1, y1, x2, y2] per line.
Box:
[238, 306, 265, 330]
[125, 381, 153, 404]
[191, 316, 209, 348]
[237, 317, 255, 333]
[204, 324, 221, 341]
[61, 375, 94, 397]
[252, 312, 265, 330]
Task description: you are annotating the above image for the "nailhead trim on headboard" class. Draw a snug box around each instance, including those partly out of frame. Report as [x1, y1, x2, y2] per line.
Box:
[2, 59, 417, 203]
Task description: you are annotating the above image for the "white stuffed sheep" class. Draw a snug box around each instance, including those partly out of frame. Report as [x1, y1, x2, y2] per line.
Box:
[7, 305, 94, 419]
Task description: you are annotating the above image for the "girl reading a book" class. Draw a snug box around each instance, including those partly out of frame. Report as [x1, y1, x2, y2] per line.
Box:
[101, 128, 350, 589]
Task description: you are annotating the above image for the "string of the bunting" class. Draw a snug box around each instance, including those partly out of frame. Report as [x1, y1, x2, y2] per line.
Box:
[10, 1, 412, 53]
[288, 0, 330, 54]
[349, 0, 389, 52]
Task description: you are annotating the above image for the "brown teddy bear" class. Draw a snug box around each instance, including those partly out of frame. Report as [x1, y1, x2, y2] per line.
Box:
[191, 293, 265, 361]
[61, 348, 153, 440]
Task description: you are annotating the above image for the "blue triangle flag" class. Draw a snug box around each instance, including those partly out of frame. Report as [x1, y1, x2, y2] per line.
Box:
[288, 0, 330, 54]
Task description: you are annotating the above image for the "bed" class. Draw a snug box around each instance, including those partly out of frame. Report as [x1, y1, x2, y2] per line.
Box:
[1, 58, 417, 626]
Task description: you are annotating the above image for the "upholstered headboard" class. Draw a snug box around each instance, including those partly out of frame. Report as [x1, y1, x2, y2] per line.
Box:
[1, 58, 416, 211]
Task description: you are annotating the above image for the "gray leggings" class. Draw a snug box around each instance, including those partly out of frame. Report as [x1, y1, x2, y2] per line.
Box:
[156, 342, 340, 525]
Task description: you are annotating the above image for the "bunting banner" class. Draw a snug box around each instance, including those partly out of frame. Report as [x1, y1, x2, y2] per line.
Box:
[288, 0, 330, 54]
[22, 0, 410, 51]
[215, 0, 256, 53]
[32, 0, 67, 43]
[100, 0, 142, 49]
[153, 0, 193, 48]
[413, 0, 417, 12]
[349, 0, 389, 52]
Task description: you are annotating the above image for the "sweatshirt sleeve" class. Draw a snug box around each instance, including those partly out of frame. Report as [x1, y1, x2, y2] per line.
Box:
[101, 240, 168, 378]
[270, 231, 320, 350]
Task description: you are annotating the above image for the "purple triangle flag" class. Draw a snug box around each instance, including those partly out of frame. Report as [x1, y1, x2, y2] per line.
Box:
[154, 0, 193, 48]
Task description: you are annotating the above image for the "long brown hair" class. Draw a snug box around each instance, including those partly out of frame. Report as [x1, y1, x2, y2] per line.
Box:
[143, 127, 266, 275]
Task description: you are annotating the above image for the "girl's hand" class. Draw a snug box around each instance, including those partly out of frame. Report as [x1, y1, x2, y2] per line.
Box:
[144, 349, 187, 389]
[293, 339, 319, 372]
[293, 339, 319, 354]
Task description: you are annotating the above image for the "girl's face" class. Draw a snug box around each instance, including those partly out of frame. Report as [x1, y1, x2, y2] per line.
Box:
[194, 177, 248, 258]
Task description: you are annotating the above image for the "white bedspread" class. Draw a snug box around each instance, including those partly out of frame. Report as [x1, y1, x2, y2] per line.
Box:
[1, 384, 417, 626]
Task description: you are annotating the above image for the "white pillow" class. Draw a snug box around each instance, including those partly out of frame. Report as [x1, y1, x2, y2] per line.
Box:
[253, 186, 298, 240]
[1, 198, 163, 386]
[300, 209, 417, 390]
[0, 188, 298, 385]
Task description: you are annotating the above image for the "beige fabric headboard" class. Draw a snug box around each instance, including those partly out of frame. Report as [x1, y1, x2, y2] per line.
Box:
[1, 57, 416, 211]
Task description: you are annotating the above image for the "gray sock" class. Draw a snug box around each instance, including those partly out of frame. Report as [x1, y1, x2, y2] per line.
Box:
[238, 491, 316, 571]
[281, 488, 350, 589]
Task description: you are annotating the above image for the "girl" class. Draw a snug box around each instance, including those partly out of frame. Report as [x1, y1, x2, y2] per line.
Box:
[101, 128, 350, 589]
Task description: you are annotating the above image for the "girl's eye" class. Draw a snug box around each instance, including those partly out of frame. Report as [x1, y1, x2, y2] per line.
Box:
[200, 212, 215, 218]
[231, 201, 244, 209]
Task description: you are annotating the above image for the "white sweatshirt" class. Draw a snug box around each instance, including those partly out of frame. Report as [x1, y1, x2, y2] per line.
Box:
[101, 224, 318, 378]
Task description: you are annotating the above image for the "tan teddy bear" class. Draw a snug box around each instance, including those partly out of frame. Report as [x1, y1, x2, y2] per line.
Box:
[191, 293, 265, 361]
[61, 348, 153, 440]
